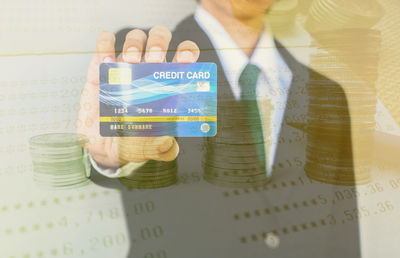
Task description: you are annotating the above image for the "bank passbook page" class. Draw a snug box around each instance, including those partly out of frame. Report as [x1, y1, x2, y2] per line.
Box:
[99, 62, 217, 137]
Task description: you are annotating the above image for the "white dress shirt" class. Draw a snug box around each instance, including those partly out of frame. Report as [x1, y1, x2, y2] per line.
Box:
[93, 6, 292, 177]
[195, 6, 292, 174]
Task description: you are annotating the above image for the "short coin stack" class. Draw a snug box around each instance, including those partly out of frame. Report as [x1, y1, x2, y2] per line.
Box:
[203, 100, 271, 188]
[118, 138, 178, 189]
[29, 133, 91, 189]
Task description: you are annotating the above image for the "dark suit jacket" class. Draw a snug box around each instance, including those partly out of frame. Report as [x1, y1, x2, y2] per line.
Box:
[94, 14, 361, 258]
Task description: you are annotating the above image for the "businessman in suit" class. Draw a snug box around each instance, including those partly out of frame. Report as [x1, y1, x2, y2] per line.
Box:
[79, 0, 362, 257]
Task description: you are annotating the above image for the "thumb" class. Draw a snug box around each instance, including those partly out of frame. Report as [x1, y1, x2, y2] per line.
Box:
[144, 136, 179, 161]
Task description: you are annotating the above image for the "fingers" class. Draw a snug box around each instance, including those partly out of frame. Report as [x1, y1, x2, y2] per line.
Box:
[96, 31, 116, 63]
[145, 26, 172, 63]
[86, 31, 116, 86]
[121, 29, 147, 63]
[172, 40, 200, 63]
[120, 27, 199, 64]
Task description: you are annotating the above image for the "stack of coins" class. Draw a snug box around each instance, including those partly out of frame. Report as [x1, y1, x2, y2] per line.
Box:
[118, 138, 178, 189]
[375, 0, 400, 126]
[305, 67, 377, 185]
[305, 0, 384, 32]
[267, 0, 299, 32]
[203, 100, 271, 188]
[298, 0, 314, 15]
[29, 133, 91, 189]
[302, 0, 382, 185]
[309, 29, 381, 83]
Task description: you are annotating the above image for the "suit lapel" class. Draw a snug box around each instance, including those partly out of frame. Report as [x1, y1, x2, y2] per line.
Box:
[271, 39, 310, 176]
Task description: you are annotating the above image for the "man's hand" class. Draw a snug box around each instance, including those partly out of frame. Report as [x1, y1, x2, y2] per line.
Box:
[78, 26, 200, 167]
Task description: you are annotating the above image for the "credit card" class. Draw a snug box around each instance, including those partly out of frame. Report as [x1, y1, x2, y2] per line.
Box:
[99, 62, 217, 137]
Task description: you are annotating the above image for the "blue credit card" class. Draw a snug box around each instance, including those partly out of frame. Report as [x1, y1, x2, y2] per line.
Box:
[99, 62, 217, 137]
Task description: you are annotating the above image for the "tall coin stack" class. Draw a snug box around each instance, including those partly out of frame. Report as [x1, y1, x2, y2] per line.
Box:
[118, 138, 178, 189]
[375, 0, 400, 126]
[305, 0, 384, 32]
[304, 0, 383, 185]
[203, 100, 271, 188]
[29, 133, 91, 189]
